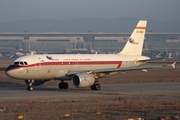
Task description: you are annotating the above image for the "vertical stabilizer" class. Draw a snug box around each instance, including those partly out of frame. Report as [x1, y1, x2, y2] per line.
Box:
[120, 20, 147, 56]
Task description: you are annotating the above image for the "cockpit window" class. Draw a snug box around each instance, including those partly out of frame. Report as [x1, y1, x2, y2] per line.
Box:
[13, 62, 19, 65]
[13, 61, 28, 66]
[20, 61, 24, 65]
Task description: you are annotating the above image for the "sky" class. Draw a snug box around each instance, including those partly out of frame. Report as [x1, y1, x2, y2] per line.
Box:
[0, 0, 180, 23]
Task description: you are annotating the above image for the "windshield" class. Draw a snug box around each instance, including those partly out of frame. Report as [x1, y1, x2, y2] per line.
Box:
[13, 61, 28, 66]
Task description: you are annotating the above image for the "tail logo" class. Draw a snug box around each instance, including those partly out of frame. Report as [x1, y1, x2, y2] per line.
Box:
[129, 38, 138, 44]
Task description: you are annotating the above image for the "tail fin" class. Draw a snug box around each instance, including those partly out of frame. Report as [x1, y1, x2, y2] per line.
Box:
[120, 20, 147, 56]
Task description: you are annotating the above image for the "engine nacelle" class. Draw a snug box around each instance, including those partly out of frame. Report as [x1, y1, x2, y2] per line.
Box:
[71, 74, 95, 88]
[25, 80, 49, 86]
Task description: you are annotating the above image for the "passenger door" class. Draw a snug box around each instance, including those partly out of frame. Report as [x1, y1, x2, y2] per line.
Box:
[34, 57, 41, 70]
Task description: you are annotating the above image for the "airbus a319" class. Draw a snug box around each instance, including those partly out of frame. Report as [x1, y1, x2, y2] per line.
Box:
[6, 20, 174, 91]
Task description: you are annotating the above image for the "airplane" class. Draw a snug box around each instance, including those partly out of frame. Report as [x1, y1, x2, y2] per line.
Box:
[5, 20, 175, 91]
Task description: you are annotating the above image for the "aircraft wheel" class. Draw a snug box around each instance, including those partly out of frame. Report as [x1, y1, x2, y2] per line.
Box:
[90, 85, 95, 90]
[27, 86, 33, 91]
[91, 83, 101, 90]
[63, 83, 69, 89]
[59, 83, 63, 89]
[59, 82, 69, 89]
[94, 83, 101, 90]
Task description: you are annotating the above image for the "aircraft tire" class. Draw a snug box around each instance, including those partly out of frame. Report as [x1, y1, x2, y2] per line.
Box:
[63, 83, 69, 89]
[59, 82, 69, 89]
[91, 83, 101, 90]
[90, 85, 95, 90]
[94, 83, 101, 90]
[27, 86, 33, 91]
[59, 83, 63, 89]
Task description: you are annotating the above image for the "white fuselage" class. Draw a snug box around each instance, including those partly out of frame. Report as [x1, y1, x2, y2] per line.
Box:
[6, 54, 149, 80]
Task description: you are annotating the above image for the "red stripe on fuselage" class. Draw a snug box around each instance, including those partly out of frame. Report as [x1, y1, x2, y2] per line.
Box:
[7, 61, 122, 72]
[117, 61, 122, 68]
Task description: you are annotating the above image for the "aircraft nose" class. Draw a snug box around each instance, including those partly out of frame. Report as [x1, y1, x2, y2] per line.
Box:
[5, 69, 12, 78]
[5, 65, 17, 78]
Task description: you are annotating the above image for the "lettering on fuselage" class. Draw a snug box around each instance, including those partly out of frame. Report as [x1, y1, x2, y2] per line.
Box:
[63, 59, 92, 61]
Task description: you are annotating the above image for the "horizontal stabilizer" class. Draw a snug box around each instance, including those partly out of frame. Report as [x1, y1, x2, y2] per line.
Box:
[138, 58, 165, 62]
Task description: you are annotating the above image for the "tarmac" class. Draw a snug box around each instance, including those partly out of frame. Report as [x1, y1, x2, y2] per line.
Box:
[0, 59, 180, 118]
[0, 82, 180, 100]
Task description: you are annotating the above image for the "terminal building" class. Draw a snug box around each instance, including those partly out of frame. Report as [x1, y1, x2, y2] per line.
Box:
[0, 32, 180, 57]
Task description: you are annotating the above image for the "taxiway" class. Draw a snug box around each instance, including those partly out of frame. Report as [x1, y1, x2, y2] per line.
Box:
[0, 82, 180, 100]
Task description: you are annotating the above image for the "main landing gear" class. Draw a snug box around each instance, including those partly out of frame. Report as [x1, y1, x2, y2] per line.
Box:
[90, 79, 101, 90]
[59, 81, 69, 89]
[90, 83, 101, 90]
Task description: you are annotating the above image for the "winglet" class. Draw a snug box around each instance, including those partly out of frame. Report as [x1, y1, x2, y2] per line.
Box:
[171, 62, 176, 69]
[163, 62, 176, 69]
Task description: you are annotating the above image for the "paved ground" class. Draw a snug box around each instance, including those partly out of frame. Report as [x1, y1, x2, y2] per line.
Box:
[0, 58, 180, 119]
[1, 82, 180, 107]
[0, 83, 180, 100]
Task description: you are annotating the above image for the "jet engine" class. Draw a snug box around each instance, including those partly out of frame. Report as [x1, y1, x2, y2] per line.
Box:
[24, 80, 49, 86]
[71, 74, 95, 88]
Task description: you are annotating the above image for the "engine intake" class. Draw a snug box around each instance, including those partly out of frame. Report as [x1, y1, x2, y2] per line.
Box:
[71, 74, 95, 88]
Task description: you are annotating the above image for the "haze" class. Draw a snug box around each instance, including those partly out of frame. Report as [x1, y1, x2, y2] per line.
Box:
[0, 0, 180, 23]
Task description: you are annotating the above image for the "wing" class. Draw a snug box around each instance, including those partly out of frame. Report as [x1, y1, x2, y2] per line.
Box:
[67, 62, 176, 77]
[67, 66, 155, 76]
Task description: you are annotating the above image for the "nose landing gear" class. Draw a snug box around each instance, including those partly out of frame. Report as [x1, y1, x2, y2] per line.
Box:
[25, 80, 34, 91]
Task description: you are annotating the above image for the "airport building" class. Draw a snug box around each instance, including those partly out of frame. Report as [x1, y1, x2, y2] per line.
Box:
[0, 32, 180, 57]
